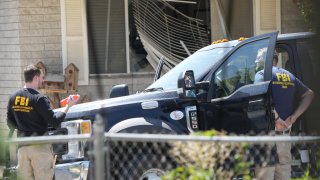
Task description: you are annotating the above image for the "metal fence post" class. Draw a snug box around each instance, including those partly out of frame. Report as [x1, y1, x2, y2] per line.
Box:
[93, 114, 105, 180]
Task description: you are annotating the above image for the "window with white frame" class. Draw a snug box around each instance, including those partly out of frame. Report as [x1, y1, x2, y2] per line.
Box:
[86, 0, 153, 74]
[62, 0, 214, 78]
[62, 0, 151, 79]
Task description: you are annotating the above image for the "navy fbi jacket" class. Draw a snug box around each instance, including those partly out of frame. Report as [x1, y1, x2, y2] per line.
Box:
[271, 67, 309, 120]
[7, 88, 66, 137]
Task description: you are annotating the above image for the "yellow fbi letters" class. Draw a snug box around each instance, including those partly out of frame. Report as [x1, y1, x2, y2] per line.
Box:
[273, 72, 294, 88]
[12, 96, 33, 112]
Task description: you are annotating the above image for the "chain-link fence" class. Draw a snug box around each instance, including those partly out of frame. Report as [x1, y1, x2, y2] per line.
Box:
[4, 130, 320, 180]
[85, 133, 320, 180]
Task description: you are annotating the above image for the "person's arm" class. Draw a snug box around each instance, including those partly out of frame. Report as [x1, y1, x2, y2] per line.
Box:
[36, 95, 79, 128]
[254, 70, 264, 83]
[285, 89, 314, 127]
[6, 98, 17, 130]
[62, 95, 78, 114]
[274, 109, 289, 131]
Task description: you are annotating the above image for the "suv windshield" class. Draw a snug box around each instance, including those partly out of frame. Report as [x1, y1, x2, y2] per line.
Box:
[148, 46, 234, 90]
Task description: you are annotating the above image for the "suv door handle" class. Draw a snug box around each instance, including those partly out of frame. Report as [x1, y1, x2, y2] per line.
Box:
[249, 99, 264, 104]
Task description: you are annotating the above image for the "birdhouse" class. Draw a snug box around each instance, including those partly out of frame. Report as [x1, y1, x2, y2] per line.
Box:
[43, 74, 65, 90]
[64, 63, 79, 91]
[35, 61, 64, 90]
[35, 61, 47, 76]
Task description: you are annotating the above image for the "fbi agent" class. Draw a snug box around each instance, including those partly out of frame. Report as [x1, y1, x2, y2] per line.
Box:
[7, 65, 78, 180]
[255, 53, 314, 179]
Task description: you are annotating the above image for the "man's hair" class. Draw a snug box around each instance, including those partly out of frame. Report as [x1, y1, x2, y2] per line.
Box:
[24, 65, 41, 82]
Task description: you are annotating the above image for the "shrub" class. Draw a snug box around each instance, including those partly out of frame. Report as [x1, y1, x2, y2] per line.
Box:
[162, 130, 252, 179]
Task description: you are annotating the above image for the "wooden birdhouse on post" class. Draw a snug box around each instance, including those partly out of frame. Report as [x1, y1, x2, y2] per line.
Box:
[64, 63, 79, 91]
[35, 61, 83, 109]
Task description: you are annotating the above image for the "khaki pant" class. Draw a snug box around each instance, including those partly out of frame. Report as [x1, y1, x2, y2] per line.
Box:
[256, 133, 292, 180]
[17, 144, 55, 180]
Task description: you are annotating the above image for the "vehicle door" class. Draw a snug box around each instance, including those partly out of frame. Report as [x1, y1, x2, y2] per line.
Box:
[199, 32, 278, 134]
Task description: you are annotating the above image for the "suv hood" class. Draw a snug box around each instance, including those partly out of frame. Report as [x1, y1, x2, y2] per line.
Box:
[55, 90, 179, 119]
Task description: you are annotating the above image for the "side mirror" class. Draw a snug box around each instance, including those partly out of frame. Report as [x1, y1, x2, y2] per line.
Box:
[196, 81, 210, 102]
[177, 70, 196, 99]
[109, 84, 129, 98]
[196, 81, 210, 92]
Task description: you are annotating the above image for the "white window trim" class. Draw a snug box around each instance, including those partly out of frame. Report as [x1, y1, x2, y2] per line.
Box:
[253, 0, 281, 35]
[60, 0, 89, 85]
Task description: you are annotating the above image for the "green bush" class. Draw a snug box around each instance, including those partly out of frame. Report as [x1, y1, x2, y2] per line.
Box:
[296, 0, 314, 31]
[162, 130, 252, 180]
[0, 130, 7, 166]
[161, 166, 213, 180]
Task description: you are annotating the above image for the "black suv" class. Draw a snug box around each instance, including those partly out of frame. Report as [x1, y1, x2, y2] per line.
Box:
[5, 32, 319, 179]
[64, 31, 319, 135]
[57, 31, 319, 179]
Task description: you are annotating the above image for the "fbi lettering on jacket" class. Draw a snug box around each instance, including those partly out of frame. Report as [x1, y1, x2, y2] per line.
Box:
[12, 96, 33, 112]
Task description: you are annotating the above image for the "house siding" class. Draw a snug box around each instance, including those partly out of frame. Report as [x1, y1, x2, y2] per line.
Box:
[0, 0, 62, 131]
[0, 0, 21, 132]
[18, 0, 62, 74]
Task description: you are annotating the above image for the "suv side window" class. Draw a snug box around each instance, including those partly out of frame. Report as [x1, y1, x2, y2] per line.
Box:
[275, 46, 294, 73]
[214, 39, 270, 98]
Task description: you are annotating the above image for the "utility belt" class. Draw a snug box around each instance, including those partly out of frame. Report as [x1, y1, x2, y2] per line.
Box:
[15, 128, 68, 155]
[17, 130, 47, 137]
[17, 131, 49, 148]
[275, 128, 291, 135]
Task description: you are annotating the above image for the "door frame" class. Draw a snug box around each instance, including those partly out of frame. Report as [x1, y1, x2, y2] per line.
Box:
[204, 32, 278, 100]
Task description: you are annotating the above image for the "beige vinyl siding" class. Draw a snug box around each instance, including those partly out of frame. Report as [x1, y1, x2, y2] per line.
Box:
[0, 0, 62, 130]
[61, 0, 88, 85]
[253, 0, 281, 35]
[260, 0, 277, 30]
[65, 1, 82, 36]
[0, 0, 20, 131]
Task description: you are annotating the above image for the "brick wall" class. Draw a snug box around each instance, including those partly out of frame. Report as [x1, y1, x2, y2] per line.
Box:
[281, 0, 309, 33]
[18, 0, 62, 74]
[0, 0, 62, 131]
[0, 0, 21, 132]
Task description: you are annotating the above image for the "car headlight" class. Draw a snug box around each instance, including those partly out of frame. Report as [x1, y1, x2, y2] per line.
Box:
[61, 119, 92, 160]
